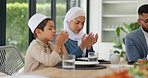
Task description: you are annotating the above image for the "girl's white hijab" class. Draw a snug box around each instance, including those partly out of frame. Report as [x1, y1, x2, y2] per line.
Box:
[64, 7, 86, 57]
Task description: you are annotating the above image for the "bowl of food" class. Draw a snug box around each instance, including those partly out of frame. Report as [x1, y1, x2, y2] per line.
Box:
[135, 59, 148, 66]
[96, 59, 148, 78]
[129, 59, 148, 78]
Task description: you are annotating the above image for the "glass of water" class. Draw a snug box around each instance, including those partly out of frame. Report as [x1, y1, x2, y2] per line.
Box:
[88, 52, 98, 62]
[62, 55, 75, 70]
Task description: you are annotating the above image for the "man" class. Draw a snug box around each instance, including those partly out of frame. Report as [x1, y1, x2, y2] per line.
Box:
[125, 4, 148, 61]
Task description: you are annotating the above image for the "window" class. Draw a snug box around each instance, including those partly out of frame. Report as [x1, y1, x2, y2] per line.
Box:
[6, 0, 28, 55]
[56, 0, 66, 33]
[0, 0, 88, 55]
[36, 0, 51, 17]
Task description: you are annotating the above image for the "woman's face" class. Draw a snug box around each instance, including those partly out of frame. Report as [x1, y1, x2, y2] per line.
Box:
[69, 16, 85, 34]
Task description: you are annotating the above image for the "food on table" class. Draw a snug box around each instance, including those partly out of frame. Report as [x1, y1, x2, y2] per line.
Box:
[135, 59, 148, 66]
[96, 70, 133, 78]
[96, 59, 148, 78]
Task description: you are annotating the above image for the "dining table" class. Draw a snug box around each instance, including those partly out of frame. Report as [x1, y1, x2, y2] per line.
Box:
[23, 61, 130, 78]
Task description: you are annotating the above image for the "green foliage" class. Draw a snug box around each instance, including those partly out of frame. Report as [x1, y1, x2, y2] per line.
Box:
[6, 3, 66, 55]
[36, 3, 51, 16]
[111, 22, 140, 57]
[56, 3, 66, 33]
[7, 0, 27, 3]
[123, 22, 140, 33]
[6, 3, 28, 55]
[36, 3, 66, 33]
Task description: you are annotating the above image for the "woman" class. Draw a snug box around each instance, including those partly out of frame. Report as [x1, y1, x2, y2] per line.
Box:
[64, 7, 98, 58]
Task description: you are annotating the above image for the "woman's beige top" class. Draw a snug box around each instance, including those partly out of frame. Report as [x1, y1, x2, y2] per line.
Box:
[24, 38, 62, 73]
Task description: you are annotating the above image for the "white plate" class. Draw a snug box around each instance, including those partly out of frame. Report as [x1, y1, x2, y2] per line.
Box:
[109, 64, 133, 69]
[75, 61, 99, 65]
[77, 57, 104, 61]
[77, 57, 88, 61]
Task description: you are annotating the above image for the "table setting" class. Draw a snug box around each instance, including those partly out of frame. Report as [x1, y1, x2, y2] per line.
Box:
[21, 53, 148, 78]
[76, 57, 111, 64]
[55, 54, 107, 70]
[21, 56, 134, 78]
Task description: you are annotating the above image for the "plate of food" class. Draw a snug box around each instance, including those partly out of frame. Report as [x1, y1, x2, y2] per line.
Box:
[96, 70, 133, 78]
[109, 64, 134, 69]
[135, 59, 148, 66]
[127, 59, 148, 78]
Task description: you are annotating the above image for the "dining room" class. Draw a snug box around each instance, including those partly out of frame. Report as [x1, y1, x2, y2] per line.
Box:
[0, 0, 148, 78]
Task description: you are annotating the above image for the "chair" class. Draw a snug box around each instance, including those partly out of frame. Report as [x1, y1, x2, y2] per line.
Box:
[0, 46, 25, 75]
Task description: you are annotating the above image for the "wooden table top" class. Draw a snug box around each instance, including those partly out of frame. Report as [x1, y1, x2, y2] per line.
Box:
[24, 62, 128, 78]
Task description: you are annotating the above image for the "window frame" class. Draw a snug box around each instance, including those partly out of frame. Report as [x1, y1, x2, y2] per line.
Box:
[0, 0, 6, 46]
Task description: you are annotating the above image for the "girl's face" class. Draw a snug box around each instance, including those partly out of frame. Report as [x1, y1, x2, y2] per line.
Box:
[39, 20, 56, 43]
[69, 16, 85, 34]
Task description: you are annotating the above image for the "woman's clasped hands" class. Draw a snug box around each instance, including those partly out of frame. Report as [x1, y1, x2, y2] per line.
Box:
[80, 32, 98, 50]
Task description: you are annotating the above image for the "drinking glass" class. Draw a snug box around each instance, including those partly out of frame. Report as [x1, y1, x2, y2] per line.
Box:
[88, 52, 98, 62]
[62, 55, 75, 70]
